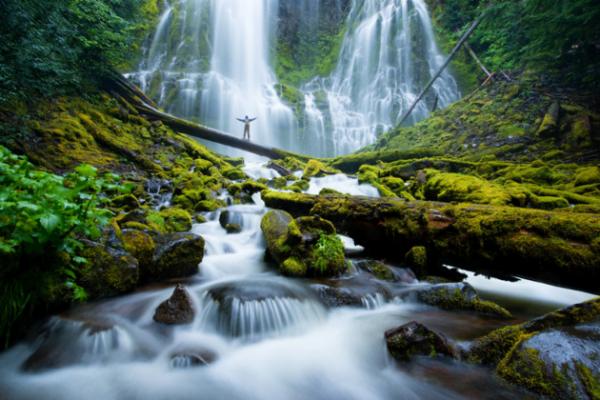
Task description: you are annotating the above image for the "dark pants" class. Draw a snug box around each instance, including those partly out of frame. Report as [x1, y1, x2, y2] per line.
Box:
[243, 125, 250, 140]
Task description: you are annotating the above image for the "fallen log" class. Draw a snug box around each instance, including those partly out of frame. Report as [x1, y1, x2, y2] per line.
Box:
[262, 191, 600, 293]
[103, 72, 308, 160]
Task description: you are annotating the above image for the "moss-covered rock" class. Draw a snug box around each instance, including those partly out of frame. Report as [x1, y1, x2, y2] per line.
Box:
[260, 210, 346, 277]
[158, 207, 193, 233]
[302, 159, 338, 179]
[121, 228, 156, 268]
[409, 283, 512, 318]
[385, 321, 456, 362]
[145, 233, 205, 281]
[468, 298, 600, 399]
[79, 240, 139, 298]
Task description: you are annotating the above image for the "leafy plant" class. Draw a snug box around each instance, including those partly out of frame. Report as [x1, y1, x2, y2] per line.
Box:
[0, 146, 125, 345]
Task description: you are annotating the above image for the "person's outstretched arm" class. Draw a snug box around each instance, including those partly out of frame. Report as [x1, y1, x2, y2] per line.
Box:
[250, 117, 257, 122]
[236, 118, 244, 122]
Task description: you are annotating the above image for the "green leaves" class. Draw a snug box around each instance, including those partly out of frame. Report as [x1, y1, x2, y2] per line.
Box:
[0, 145, 117, 298]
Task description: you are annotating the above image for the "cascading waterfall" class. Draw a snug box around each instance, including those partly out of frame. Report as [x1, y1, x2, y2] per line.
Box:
[308, 0, 460, 155]
[129, 0, 460, 158]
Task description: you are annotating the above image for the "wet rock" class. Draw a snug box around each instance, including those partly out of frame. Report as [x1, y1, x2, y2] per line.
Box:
[385, 321, 456, 362]
[312, 284, 363, 308]
[225, 223, 242, 234]
[406, 282, 512, 319]
[468, 298, 600, 399]
[218, 210, 231, 229]
[354, 260, 416, 283]
[80, 240, 139, 298]
[154, 284, 195, 325]
[22, 318, 119, 372]
[146, 233, 204, 281]
[261, 211, 346, 277]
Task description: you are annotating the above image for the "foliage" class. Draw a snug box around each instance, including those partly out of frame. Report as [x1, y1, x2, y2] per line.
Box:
[0, 146, 124, 345]
[431, 0, 600, 89]
[0, 0, 156, 104]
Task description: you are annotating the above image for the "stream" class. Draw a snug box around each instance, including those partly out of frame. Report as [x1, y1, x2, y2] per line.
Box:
[0, 164, 595, 400]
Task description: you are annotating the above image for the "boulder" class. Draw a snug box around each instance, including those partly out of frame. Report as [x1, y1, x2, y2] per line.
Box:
[468, 298, 600, 399]
[153, 284, 195, 325]
[170, 349, 217, 368]
[146, 233, 204, 281]
[260, 210, 346, 277]
[79, 240, 139, 298]
[385, 321, 456, 362]
[354, 259, 416, 282]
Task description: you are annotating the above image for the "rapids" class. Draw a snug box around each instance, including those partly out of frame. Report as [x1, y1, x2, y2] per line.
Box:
[0, 164, 595, 400]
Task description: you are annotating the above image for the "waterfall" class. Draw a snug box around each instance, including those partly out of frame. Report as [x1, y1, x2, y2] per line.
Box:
[312, 0, 460, 155]
[129, 0, 459, 157]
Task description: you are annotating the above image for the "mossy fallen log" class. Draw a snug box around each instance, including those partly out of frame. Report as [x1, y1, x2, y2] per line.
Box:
[261, 191, 600, 293]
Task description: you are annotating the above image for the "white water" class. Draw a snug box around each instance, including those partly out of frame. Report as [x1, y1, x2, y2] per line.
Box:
[0, 165, 589, 399]
[128, 0, 460, 157]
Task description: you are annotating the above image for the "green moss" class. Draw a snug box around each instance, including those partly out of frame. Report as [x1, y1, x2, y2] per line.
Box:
[405, 246, 428, 275]
[121, 229, 155, 267]
[282, 257, 307, 277]
[222, 166, 247, 181]
[158, 207, 192, 233]
[195, 199, 225, 212]
[575, 167, 600, 187]
[576, 363, 600, 400]
[530, 195, 569, 210]
[303, 159, 338, 179]
[424, 170, 512, 205]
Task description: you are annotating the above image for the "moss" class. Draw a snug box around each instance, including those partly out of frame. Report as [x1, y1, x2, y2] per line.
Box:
[121, 221, 152, 231]
[576, 363, 600, 400]
[195, 199, 225, 212]
[121, 229, 156, 267]
[530, 195, 569, 210]
[417, 286, 512, 319]
[303, 159, 337, 179]
[282, 257, 307, 277]
[575, 167, 600, 187]
[423, 170, 513, 205]
[222, 167, 246, 181]
[146, 211, 166, 233]
[405, 246, 428, 275]
[497, 344, 558, 397]
[110, 194, 141, 211]
[158, 207, 192, 233]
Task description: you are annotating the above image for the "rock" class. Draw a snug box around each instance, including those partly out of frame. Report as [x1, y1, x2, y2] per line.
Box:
[218, 210, 231, 229]
[312, 284, 363, 308]
[385, 321, 456, 362]
[468, 298, 600, 399]
[121, 229, 156, 268]
[355, 260, 396, 282]
[260, 210, 347, 277]
[79, 240, 139, 298]
[225, 223, 242, 234]
[407, 282, 512, 319]
[404, 246, 428, 276]
[146, 233, 204, 281]
[153, 284, 195, 325]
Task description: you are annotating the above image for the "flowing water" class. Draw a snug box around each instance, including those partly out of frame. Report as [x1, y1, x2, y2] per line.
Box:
[127, 0, 460, 157]
[1, 165, 596, 399]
